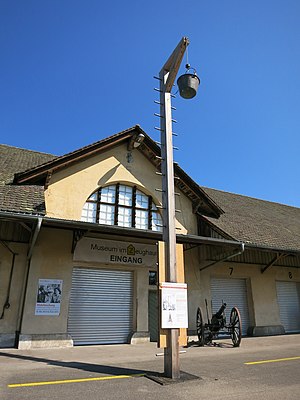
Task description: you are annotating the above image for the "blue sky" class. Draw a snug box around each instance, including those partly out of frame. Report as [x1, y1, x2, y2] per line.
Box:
[1, 1, 299, 207]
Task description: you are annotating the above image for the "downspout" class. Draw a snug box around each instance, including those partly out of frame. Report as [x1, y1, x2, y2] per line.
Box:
[200, 242, 245, 272]
[15, 217, 43, 347]
[0, 241, 18, 319]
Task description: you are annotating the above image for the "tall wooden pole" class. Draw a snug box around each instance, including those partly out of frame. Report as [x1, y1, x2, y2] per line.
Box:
[159, 37, 189, 379]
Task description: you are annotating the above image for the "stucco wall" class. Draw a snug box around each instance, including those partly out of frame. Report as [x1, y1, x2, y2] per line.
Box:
[44, 143, 197, 235]
[19, 227, 158, 345]
[21, 228, 74, 335]
[8, 225, 299, 348]
[186, 256, 300, 334]
[0, 242, 28, 346]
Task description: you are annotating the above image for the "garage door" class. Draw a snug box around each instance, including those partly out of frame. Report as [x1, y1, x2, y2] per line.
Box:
[68, 268, 133, 345]
[210, 278, 250, 336]
[276, 281, 300, 333]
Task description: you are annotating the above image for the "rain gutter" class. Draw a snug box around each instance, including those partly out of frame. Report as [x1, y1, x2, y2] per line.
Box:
[199, 242, 245, 272]
[0, 241, 17, 319]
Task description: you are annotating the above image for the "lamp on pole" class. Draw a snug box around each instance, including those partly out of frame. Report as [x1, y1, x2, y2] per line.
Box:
[158, 37, 199, 379]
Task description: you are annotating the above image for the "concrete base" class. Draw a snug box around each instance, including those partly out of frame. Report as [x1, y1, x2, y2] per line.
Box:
[0, 333, 16, 348]
[146, 371, 201, 385]
[129, 331, 150, 344]
[248, 325, 285, 337]
[18, 334, 73, 349]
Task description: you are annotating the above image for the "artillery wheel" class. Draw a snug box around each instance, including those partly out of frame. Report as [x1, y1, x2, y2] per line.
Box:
[230, 307, 242, 347]
[196, 307, 205, 346]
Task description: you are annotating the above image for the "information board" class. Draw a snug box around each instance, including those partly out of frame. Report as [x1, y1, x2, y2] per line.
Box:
[160, 282, 188, 329]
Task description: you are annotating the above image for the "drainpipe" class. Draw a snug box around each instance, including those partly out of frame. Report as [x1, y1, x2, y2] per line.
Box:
[0, 241, 18, 319]
[199, 242, 245, 272]
[15, 217, 43, 347]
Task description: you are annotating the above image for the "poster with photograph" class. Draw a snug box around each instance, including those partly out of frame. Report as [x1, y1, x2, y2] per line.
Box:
[35, 279, 63, 316]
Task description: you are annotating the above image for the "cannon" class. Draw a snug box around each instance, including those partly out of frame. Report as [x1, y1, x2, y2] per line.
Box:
[196, 300, 242, 347]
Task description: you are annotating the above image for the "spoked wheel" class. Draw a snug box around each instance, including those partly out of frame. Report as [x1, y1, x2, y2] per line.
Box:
[230, 307, 242, 347]
[196, 307, 205, 346]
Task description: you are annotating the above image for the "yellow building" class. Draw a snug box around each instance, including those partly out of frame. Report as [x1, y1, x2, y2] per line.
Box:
[0, 126, 299, 349]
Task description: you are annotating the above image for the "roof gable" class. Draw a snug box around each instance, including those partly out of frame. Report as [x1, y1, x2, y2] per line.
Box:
[11, 126, 222, 218]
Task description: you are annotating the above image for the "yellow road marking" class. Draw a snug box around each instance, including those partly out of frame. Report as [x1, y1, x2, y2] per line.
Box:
[245, 356, 300, 365]
[8, 373, 144, 388]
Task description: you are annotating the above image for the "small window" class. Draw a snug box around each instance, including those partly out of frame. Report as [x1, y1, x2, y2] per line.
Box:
[119, 185, 133, 206]
[100, 186, 116, 204]
[136, 190, 148, 209]
[149, 271, 157, 286]
[99, 204, 115, 225]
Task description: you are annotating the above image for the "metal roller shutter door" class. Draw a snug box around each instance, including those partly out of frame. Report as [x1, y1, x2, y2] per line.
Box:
[276, 281, 300, 333]
[210, 278, 250, 336]
[68, 268, 133, 345]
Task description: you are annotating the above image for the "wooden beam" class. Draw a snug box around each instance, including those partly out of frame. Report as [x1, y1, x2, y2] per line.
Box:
[161, 37, 189, 93]
[261, 253, 288, 274]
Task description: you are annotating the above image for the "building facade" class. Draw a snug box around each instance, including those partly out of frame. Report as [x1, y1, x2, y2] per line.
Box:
[0, 126, 299, 349]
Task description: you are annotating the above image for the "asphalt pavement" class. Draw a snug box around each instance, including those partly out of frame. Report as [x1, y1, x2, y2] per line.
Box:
[1, 334, 300, 400]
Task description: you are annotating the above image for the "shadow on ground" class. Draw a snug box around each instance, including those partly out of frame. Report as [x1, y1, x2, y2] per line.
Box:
[0, 351, 155, 376]
[186, 340, 234, 349]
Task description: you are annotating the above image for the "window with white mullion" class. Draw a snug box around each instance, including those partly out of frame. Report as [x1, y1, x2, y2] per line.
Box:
[136, 189, 148, 209]
[100, 185, 116, 204]
[151, 211, 163, 231]
[135, 209, 148, 230]
[81, 184, 162, 231]
[119, 185, 133, 206]
[99, 203, 115, 225]
[81, 201, 97, 222]
[118, 206, 132, 227]
[151, 202, 163, 231]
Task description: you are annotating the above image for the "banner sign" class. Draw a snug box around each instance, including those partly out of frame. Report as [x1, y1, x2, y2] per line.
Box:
[160, 282, 188, 328]
[74, 237, 157, 267]
[35, 279, 62, 316]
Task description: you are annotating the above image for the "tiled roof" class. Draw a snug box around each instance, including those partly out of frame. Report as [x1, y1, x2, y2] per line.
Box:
[13, 126, 137, 184]
[11, 126, 223, 218]
[202, 187, 300, 252]
[1, 140, 299, 253]
[0, 144, 56, 214]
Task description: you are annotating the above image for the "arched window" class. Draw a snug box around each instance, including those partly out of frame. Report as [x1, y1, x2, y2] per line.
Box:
[81, 184, 163, 231]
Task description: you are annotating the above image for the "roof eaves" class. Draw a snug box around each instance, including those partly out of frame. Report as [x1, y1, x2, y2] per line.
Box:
[175, 165, 224, 217]
[244, 241, 300, 256]
[11, 125, 223, 218]
[141, 136, 223, 218]
[199, 215, 236, 241]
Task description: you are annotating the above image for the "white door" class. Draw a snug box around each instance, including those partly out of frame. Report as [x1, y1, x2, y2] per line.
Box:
[276, 281, 300, 333]
[210, 278, 250, 336]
